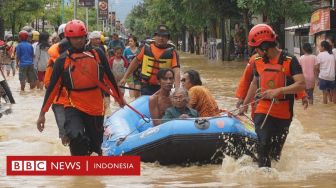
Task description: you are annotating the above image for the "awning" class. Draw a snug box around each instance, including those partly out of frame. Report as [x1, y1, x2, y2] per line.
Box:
[309, 7, 331, 35]
[284, 23, 310, 31]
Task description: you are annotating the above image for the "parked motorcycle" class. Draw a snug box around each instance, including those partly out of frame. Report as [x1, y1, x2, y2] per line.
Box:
[0, 68, 15, 118]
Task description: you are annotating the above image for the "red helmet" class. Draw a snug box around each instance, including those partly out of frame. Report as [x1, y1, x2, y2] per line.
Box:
[0, 40, 5, 47]
[64, 20, 87, 37]
[248, 24, 276, 47]
[18, 30, 29, 41]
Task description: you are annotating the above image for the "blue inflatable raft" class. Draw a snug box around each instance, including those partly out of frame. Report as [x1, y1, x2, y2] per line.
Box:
[102, 96, 257, 165]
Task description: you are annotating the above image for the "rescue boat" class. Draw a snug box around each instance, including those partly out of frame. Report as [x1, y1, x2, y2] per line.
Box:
[102, 96, 257, 165]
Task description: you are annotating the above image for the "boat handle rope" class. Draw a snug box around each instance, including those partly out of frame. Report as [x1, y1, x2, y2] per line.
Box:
[125, 103, 150, 123]
[116, 119, 148, 146]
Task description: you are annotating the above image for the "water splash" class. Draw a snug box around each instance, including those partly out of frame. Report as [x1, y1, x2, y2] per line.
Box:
[216, 118, 336, 186]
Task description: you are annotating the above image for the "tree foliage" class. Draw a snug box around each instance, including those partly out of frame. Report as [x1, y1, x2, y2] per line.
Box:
[237, 0, 312, 48]
[0, 0, 101, 38]
[125, 0, 241, 40]
[0, 0, 47, 35]
[237, 0, 312, 24]
[126, 0, 312, 41]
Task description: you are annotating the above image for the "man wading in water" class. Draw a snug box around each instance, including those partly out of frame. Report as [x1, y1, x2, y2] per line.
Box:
[37, 20, 125, 156]
[240, 24, 305, 167]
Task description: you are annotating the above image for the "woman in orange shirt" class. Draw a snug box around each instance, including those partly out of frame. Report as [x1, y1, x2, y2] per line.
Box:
[182, 69, 220, 117]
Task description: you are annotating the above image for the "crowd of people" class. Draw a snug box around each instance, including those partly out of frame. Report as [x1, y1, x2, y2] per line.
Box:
[299, 39, 336, 105]
[1, 20, 335, 168]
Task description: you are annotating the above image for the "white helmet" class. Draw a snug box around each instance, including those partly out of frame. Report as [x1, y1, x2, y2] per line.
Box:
[89, 31, 101, 39]
[22, 26, 33, 33]
[4, 34, 13, 41]
[57, 24, 66, 36]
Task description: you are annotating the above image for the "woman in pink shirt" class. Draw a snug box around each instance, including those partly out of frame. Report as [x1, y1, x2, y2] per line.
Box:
[299, 43, 317, 104]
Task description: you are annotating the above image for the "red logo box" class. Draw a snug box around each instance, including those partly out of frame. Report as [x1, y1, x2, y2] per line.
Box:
[7, 156, 140, 176]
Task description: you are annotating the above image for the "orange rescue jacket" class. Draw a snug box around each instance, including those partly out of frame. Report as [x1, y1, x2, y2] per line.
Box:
[45, 42, 68, 106]
[254, 52, 296, 119]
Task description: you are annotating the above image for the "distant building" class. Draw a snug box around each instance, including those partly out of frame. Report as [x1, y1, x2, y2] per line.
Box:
[284, 0, 336, 56]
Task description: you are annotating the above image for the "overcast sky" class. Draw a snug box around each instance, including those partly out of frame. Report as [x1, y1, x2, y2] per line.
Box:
[68, 0, 142, 23]
[109, 0, 142, 23]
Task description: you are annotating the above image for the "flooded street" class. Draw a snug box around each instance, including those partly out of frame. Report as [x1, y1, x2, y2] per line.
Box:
[1, 53, 336, 187]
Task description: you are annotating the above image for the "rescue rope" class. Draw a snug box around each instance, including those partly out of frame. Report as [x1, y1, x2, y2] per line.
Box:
[260, 98, 275, 129]
[119, 85, 141, 91]
[243, 113, 254, 124]
[116, 118, 149, 146]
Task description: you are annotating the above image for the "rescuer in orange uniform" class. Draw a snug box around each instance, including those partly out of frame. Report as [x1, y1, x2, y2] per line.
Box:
[239, 24, 306, 167]
[235, 53, 308, 119]
[37, 20, 124, 156]
[44, 23, 71, 146]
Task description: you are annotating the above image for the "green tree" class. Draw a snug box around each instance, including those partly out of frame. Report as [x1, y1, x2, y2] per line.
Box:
[237, 0, 312, 48]
[125, 0, 187, 41]
[0, 0, 100, 39]
[46, 0, 99, 31]
[125, 0, 241, 59]
[125, 1, 151, 39]
[0, 0, 47, 38]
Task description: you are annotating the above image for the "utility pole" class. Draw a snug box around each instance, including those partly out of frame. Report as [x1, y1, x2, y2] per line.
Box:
[96, 0, 99, 30]
[74, 0, 77, 19]
[86, 7, 89, 30]
[221, 18, 225, 61]
[61, 0, 65, 23]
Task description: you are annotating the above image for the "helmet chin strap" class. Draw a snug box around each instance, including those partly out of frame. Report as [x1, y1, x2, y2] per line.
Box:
[259, 43, 271, 63]
[261, 48, 270, 63]
[262, 53, 270, 63]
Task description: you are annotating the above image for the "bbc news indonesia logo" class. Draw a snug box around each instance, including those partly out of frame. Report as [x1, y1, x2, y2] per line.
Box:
[7, 156, 140, 176]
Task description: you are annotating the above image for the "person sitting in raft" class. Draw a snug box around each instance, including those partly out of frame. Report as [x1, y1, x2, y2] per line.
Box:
[149, 68, 174, 126]
[182, 69, 220, 117]
[162, 88, 198, 123]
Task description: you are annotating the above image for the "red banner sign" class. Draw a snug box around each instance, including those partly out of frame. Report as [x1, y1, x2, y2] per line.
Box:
[6, 156, 140, 176]
[98, 0, 109, 20]
[309, 7, 331, 35]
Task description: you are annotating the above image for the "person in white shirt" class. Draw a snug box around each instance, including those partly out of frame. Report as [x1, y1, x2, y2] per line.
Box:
[315, 40, 336, 104]
[31, 30, 40, 53]
[326, 38, 336, 59]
